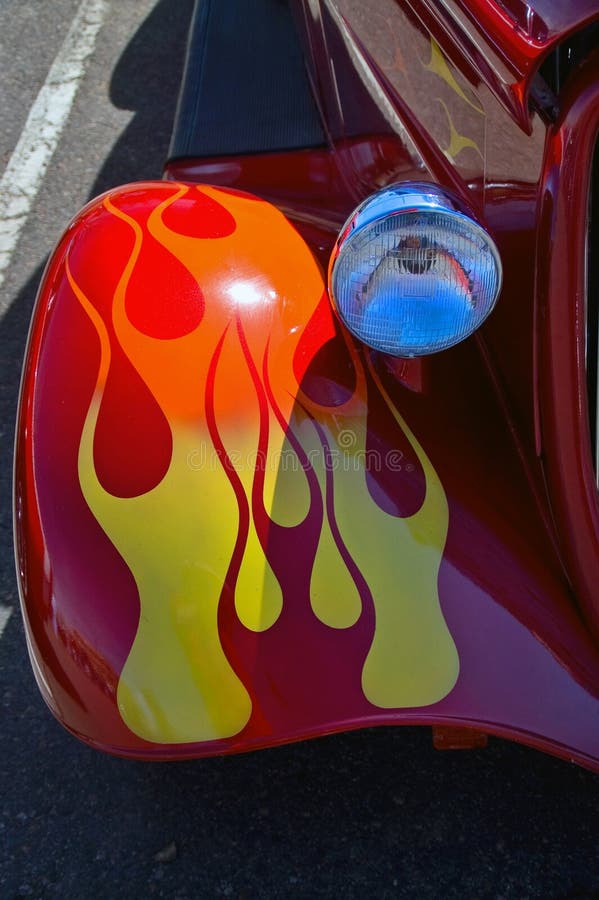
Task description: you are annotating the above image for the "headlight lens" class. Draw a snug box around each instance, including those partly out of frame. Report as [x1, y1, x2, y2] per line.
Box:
[329, 183, 502, 357]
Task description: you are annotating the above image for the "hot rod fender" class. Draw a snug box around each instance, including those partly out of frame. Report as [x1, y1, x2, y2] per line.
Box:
[14, 179, 599, 767]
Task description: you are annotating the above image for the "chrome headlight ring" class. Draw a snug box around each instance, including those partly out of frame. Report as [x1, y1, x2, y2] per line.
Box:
[328, 182, 503, 357]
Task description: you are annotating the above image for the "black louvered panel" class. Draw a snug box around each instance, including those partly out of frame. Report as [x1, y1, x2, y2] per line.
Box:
[169, 0, 326, 160]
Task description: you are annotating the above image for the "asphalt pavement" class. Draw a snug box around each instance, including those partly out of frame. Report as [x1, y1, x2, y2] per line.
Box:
[2, 2, 599, 898]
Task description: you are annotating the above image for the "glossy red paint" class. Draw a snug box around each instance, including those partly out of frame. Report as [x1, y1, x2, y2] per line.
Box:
[166, 136, 422, 233]
[293, 0, 599, 132]
[432, 725, 489, 751]
[15, 0, 599, 767]
[537, 49, 599, 640]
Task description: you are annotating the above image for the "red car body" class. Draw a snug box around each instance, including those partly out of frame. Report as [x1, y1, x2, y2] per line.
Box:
[14, 0, 599, 767]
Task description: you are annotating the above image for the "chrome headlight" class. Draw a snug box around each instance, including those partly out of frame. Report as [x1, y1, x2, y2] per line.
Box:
[328, 182, 502, 357]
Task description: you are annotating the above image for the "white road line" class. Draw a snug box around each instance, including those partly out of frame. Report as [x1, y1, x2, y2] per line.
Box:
[0, 0, 108, 300]
[0, 605, 12, 639]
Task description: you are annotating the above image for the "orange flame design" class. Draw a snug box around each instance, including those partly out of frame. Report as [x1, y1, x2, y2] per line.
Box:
[69, 183, 458, 744]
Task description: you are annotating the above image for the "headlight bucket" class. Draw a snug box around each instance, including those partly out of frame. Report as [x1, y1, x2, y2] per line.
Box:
[328, 182, 502, 357]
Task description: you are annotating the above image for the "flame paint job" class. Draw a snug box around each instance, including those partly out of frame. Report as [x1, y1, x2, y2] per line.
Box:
[16, 171, 599, 767]
[15, 0, 599, 767]
[17, 182, 461, 749]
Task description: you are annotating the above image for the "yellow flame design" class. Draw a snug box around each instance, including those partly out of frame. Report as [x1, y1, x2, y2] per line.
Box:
[425, 39, 485, 115]
[295, 343, 459, 707]
[437, 98, 484, 162]
[69, 265, 252, 743]
[71, 186, 323, 742]
[72, 184, 459, 744]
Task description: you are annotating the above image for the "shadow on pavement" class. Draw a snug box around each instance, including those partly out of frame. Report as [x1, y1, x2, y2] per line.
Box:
[0, 0, 193, 595]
